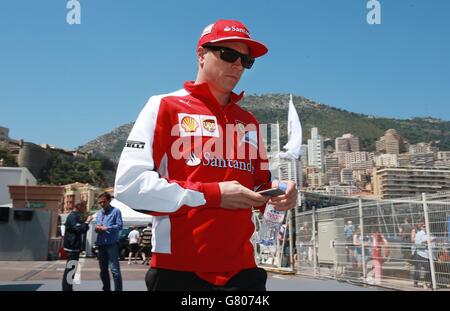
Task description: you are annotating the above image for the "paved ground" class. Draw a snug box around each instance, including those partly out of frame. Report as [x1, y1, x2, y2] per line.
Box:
[0, 258, 383, 291]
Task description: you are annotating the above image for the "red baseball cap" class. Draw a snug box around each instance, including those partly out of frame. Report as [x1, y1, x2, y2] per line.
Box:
[197, 19, 268, 58]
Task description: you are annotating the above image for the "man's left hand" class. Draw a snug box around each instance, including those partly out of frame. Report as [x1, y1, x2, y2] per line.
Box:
[269, 180, 298, 211]
[95, 225, 108, 232]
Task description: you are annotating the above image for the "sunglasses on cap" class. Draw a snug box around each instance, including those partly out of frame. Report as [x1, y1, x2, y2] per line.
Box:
[203, 45, 255, 69]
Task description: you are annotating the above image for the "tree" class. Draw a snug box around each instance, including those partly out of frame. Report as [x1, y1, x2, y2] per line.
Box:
[38, 152, 108, 187]
[0, 148, 18, 167]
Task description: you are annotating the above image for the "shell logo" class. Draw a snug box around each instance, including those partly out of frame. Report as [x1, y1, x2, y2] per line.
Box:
[202, 119, 216, 133]
[181, 116, 198, 132]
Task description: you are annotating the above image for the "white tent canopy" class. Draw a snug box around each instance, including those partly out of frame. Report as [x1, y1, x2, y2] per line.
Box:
[94, 199, 152, 227]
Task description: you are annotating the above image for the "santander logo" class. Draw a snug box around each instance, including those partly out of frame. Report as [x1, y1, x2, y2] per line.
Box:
[224, 25, 250, 36]
[186, 152, 201, 167]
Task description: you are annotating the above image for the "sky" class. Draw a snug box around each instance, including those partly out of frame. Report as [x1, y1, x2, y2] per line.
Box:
[1, 0, 449, 150]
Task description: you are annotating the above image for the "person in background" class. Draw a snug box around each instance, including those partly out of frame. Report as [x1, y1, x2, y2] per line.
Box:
[95, 192, 123, 291]
[62, 201, 93, 291]
[399, 217, 414, 260]
[370, 228, 389, 285]
[353, 225, 363, 272]
[127, 225, 140, 264]
[412, 221, 435, 288]
[344, 220, 355, 264]
[139, 223, 152, 265]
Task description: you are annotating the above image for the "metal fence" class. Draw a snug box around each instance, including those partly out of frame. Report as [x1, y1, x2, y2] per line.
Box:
[254, 192, 450, 290]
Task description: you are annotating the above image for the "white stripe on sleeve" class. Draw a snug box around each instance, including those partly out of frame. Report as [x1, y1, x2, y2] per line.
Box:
[114, 89, 207, 213]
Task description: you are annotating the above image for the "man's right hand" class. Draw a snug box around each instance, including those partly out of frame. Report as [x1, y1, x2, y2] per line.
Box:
[219, 181, 269, 209]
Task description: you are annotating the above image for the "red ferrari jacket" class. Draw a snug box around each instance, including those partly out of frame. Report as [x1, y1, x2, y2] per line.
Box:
[115, 81, 272, 285]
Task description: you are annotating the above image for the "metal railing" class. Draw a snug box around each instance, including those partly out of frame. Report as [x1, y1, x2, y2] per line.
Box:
[254, 192, 450, 290]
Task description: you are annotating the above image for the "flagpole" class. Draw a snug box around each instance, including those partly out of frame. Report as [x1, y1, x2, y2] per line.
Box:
[273, 93, 303, 271]
[290, 94, 297, 272]
[276, 121, 280, 154]
[276, 120, 282, 268]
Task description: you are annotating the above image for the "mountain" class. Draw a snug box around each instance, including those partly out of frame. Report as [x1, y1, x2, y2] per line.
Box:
[80, 122, 134, 163]
[79, 94, 450, 162]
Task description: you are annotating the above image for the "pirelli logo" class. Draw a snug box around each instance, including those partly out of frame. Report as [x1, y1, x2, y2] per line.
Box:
[125, 140, 145, 149]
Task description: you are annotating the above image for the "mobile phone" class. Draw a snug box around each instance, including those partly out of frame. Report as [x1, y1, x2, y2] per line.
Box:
[257, 188, 285, 196]
[257, 182, 288, 197]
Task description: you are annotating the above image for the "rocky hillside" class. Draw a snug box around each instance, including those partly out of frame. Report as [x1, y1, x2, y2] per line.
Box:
[80, 123, 133, 163]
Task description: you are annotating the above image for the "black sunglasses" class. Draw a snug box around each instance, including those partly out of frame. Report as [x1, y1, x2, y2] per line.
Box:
[203, 45, 255, 69]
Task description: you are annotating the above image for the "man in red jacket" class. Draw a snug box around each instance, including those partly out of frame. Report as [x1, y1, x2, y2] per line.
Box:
[114, 19, 297, 291]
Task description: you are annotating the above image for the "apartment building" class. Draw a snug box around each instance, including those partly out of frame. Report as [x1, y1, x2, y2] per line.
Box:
[372, 167, 450, 199]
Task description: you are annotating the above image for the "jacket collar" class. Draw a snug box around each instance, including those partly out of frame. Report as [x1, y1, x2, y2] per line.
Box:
[183, 81, 244, 109]
[101, 204, 113, 215]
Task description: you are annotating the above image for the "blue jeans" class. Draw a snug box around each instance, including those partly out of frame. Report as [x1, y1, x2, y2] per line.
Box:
[98, 244, 122, 291]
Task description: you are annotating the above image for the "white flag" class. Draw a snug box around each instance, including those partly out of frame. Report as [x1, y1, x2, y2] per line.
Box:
[278, 94, 302, 159]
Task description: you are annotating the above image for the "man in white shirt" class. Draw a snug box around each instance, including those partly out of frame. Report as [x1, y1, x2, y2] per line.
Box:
[412, 221, 435, 288]
[127, 226, 141, 264]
